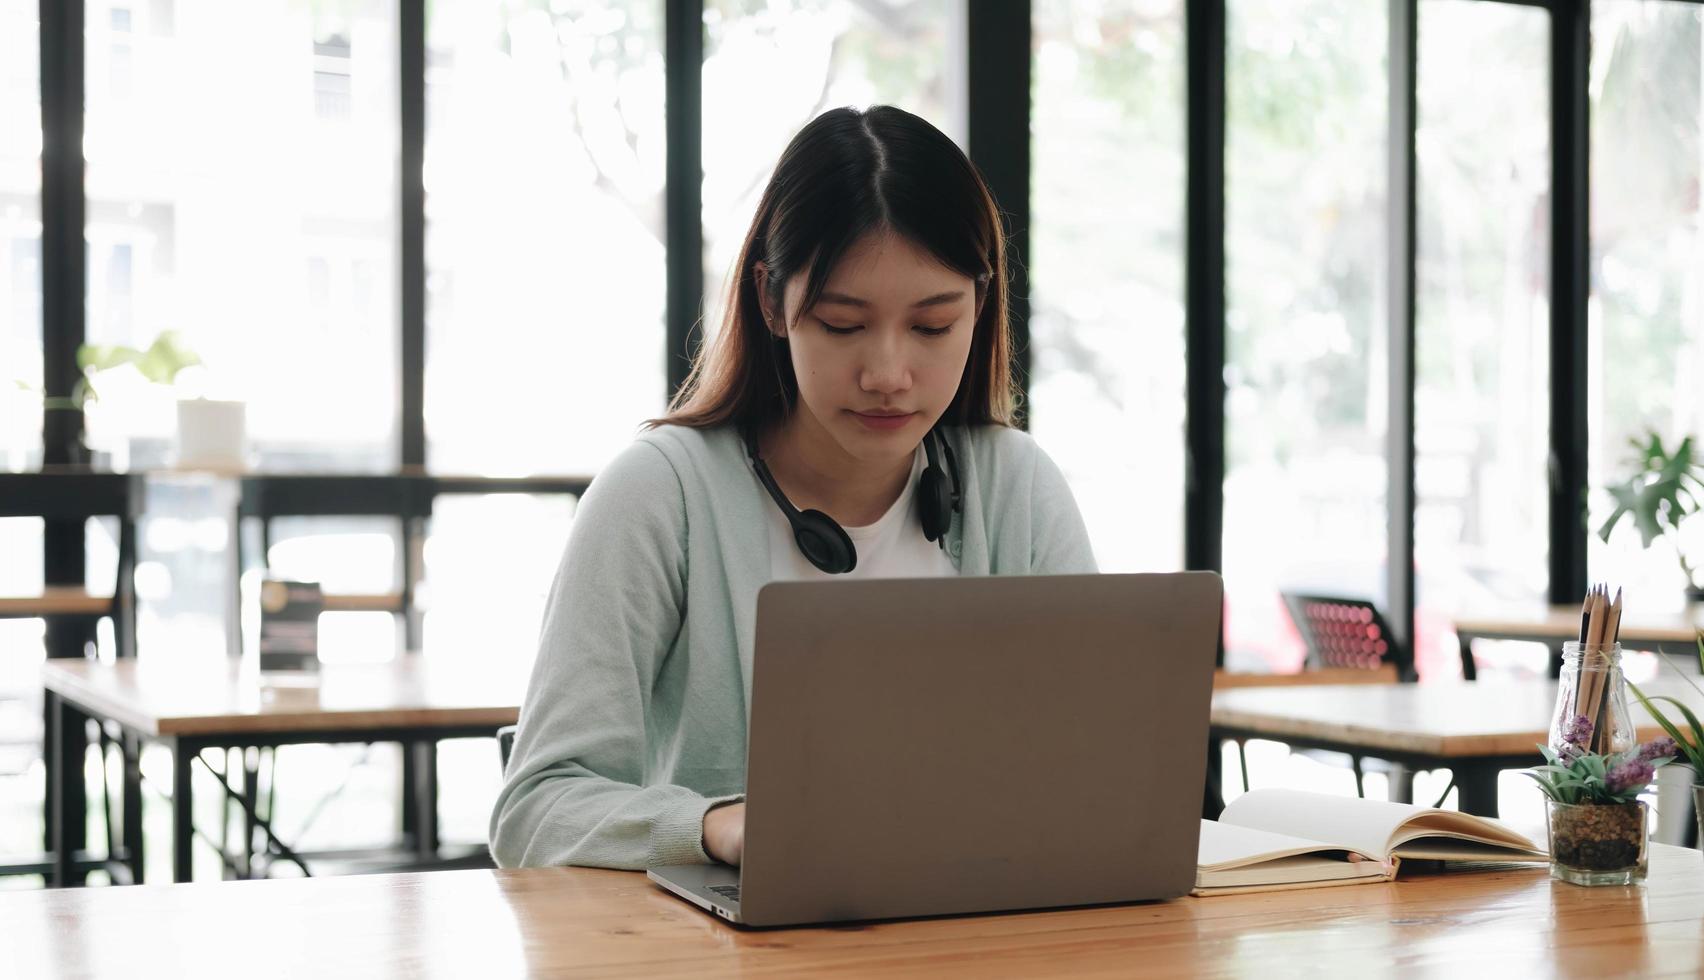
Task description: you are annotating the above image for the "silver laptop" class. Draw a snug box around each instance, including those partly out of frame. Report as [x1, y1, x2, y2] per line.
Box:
[648, 571, 1222, 928]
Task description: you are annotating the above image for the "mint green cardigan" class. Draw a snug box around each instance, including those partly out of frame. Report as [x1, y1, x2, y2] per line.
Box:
[489, 422, 1098, 870]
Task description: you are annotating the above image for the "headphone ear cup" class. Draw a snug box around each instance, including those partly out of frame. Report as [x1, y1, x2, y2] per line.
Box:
[917, 467, 953, 542]
[793, 509, 857, 574]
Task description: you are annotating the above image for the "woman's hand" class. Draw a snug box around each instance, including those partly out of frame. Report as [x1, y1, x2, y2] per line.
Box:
[702, 802, 745, 866]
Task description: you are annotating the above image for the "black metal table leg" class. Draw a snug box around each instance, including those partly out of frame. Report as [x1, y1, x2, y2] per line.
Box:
[173, 740, 195, 882]
[1387, 764, 1415, 804]
[411, 740, 439, 861]
[1455, 764, 1502, 817]
[122, 732, 143, 884]
[240, 752, 258, 878]
[48, 691, 70, 886]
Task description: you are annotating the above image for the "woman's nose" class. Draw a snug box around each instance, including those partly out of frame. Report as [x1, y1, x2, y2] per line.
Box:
[859, 333, 912, 392]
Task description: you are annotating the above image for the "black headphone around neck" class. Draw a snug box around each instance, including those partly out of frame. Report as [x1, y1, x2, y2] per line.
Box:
[745, 425, 962, 574]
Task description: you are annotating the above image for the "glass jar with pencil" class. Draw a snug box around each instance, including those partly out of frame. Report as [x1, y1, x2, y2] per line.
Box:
[1528, 585, 1677, 886]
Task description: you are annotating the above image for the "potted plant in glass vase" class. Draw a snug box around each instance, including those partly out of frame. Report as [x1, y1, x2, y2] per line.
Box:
[1598, 431, 1704, 604]
[77, 331, 247, 471]
[1630, 629, 1704, 856]
[1525, 716, 1677, 885]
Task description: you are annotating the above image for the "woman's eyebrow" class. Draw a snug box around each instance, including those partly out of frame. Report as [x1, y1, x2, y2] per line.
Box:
[816, 290, 966, 309]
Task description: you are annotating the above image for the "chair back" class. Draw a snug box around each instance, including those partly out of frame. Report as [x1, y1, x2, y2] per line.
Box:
[1280, 592, 1413, 681]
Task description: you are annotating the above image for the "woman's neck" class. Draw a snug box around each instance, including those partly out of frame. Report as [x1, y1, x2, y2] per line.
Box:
[762, 409, 915, 527]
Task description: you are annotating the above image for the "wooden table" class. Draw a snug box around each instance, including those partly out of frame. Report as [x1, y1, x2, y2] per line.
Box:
[1455, 605, 1704, 678]
[1211, 679, 1704, 817]
[6, 847, 1702, 977]
[40, 654, 522, 885]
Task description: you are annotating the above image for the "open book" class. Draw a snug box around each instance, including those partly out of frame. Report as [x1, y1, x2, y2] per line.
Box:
[1194, 789, 1547, 896]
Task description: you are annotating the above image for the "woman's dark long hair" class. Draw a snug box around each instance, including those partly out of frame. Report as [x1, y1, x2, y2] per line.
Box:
[648, 105, 1018, 433]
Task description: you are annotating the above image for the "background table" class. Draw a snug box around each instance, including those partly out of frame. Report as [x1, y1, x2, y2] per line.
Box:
[6, 846, 1700, 977]
[1454, 605, 1704, 679]
[1210, 678, 1704, 816]
[41, 654, 521, 884]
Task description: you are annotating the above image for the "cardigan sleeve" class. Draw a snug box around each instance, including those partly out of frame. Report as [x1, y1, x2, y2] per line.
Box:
[1025, 439, 1101, 575]
[489, 439, 743, 870]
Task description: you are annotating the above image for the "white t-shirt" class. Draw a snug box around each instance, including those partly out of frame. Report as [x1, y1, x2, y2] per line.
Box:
[764, 446, 960, 581]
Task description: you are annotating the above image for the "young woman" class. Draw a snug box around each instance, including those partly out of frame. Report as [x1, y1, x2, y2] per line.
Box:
[490, 105, 1096, 871]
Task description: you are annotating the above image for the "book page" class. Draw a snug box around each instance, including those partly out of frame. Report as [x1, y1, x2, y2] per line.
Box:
[1197, 819, 1376, 871]
[1221, 789, 1422, 858]
[1391, 839, 1547, 863]
[1220, 789, 1542, 859]
[1195, 853, 1392, 893]
[1387, 811, 1544, 856]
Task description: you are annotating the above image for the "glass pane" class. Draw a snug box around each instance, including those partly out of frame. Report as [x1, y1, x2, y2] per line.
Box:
[701, 0, 967, 335]
[1588, 1, 1704, 608]
[1030, 0, 1186, 574]
[83, 0, 398, 473]
[132, 476, 235, 660]
[1415, 1, 1551, 676]
[0, 0, 40, 471]
[1223, 0, 1390, 673]
[421, 493, 574, 674]
[425, 2, 668, 476]
[423, 492, 575, 840]
[0, 518, 46, 872]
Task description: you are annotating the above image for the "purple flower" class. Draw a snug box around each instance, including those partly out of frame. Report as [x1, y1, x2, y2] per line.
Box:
[1637, 736, 1679, 762]
[1606, 759, 1656, 795]
[1561, 714, 1594, 748]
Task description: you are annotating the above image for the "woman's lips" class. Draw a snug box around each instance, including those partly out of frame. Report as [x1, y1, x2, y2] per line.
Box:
[849, 410, 916, 431]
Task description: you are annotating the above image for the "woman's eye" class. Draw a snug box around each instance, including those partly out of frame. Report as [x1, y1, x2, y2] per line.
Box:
[816, 320, 950, 337]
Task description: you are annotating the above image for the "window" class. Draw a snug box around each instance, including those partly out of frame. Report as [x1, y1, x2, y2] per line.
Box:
[1588, 1, 1704, 608]
[83, 0, 400, 474]
[1222, 0, 1391, 672]
[1414, 0, 1552, 676]
[313, 34, 354, 122]
[701, 0, 967, 336]
[0, 0, 40, 471]
[424, 1, 668, 476]
[1030, 0, 1187, 575]
[0, 2, 43, 840]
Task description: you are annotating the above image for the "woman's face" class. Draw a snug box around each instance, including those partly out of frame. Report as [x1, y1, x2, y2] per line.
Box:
[759, 229, 979, 465]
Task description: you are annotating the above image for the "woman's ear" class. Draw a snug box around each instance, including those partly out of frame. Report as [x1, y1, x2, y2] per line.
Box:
[753, 262, 785, 338]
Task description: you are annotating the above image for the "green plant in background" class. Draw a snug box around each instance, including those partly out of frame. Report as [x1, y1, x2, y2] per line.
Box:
[75, 331, 202, 405]
[12, 331, 202, 410]
[1598, 430, 1704, 591]
[1629, 629, 1704, 777]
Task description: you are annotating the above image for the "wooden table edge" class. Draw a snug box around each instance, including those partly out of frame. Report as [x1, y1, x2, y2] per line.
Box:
[154, 707, 520, 737]
[40, 662, 164, 737]
[40, 661, 518, 739]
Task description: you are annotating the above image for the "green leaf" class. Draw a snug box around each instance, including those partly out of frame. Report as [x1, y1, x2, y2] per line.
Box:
[1630, 683, 1704, 771]
[133, 331, 201, 386]
[77, 343, 141, 374]
[1649, 694, 1704, 757]
[1521, 770, 1563, 802]
[74, 332, 201, 389]
[1598, 428, 1704, 552]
